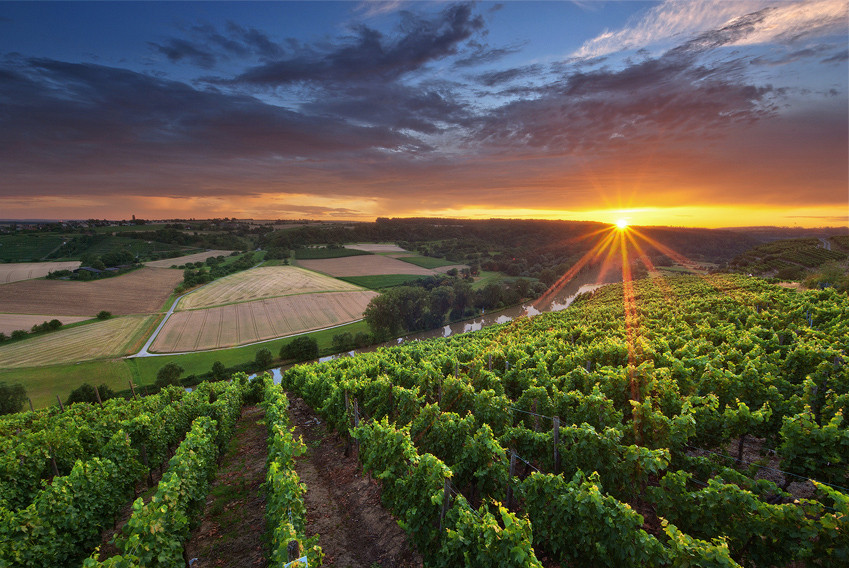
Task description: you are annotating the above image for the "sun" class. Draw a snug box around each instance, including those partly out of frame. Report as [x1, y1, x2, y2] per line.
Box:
[615, 218, 629, 230]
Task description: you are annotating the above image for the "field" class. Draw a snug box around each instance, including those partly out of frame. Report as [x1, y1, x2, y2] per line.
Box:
[150, 290, 378, 352]
[144, 249, 234, 268]
[297, 255, 437, 277]
[338, 274, 428, 289]
[344, 243, 407, 253]
[0, 315, 153, 368]
[0, 234, 65, 261]
[0, 261, 81, 283]
[0, 359, 133, 408]
[0, 267, 182, 316]
[396, 256, 461, 269]
[294, 247, 371, 259]
[0, 314, 89, 335]
[176, 266, 363, 311]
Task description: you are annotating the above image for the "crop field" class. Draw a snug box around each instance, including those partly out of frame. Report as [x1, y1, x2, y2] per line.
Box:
[344, 243, 408, 253]
[0, 267, 182, 316]
[0, 315, 153, 368]
[0, 314, 89, 335]
[297, 255, 437, 277]
[0, 261, 82, 283]
[0, 234, 65, 261]
[150, 290, 378, 352]
[144, 249, 235, 268]
[177, 266, 363, 311]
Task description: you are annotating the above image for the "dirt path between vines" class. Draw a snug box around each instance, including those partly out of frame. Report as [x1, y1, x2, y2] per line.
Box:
[288, 395, 423, 568]
[186, 405, 269, 568]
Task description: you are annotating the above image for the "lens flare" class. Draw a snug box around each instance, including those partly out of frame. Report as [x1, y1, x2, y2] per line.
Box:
[616, 219, 629, 230]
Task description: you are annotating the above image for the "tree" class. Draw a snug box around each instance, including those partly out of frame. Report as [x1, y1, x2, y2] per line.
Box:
[280, 336, 319, 361]
[66, 383, 115, 406]
[211, 360, 227, 381]
[255, 347, 273, 369]
[96, 310, 112, 320]
[0, 382, 27, 415]
[156, 362, 184, 388]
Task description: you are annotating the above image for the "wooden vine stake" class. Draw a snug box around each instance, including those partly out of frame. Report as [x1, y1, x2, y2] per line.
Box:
[56, 395, 64, 412]
[552, 416, 561, 474]
[129, 380, 138, 399]
[94, 385, 103, 408]
[439, 478, 452, 532]
[352, 398, 360, 457]
[488, 354, 492, 371]
[28, 398, 34, 412]
[506, 450, 517, 509]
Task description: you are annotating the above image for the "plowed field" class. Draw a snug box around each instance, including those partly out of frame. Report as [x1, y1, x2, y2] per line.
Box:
[0, 261, 81, 284]
[0, 268, 182, 316]
[150, 290, 378, 353]
[297, 256, 436, 277]
[144, 250, 234, 268]
[176, 266, 363, 311]
[0, 315, 153, 368]
[0, 314, 89, 335]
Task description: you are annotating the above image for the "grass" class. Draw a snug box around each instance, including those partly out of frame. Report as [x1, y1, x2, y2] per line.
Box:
[294, 247, 372, 260]
[0, 359, 134, 409]
[128, 319, 372, 383]
[396, 256, 459, 269]
[338, 274, 428, 289]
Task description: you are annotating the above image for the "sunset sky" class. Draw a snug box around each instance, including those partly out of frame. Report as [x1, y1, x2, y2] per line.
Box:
[1, 1, 847, 227]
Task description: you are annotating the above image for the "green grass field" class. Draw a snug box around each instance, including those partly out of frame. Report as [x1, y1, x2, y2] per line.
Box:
[396, 256, 459, 269]
[0, 360, 134, 409]
[338, 274, 427, 289]
[0, 234, 65, 261]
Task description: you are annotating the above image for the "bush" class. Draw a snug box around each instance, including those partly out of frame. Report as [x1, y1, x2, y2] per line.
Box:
[279, 336, 319, 362]
[10, 330, 27, 340]
[255, 347, 273, 369]
[0, 382, 27, 415]
[96, 310, 112, 320]
[211, 360, 227, 381]
[155, 362, 184, 388]
[66, 383, 115, 405]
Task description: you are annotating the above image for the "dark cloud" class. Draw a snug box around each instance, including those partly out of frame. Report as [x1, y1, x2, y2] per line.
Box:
[822, 49, 849, 63]
[472, 52, 778, 154]
[453, 40, 523, 68]
[233, 3, 483, 85]
[0, 57, 426, 197]
[149, 38, 218, 69]
[473, 64, 543, 87]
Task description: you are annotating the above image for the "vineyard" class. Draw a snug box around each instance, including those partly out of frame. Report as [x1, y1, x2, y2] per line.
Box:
[1, 273, 847, 567]
[281, 274, 848, 566]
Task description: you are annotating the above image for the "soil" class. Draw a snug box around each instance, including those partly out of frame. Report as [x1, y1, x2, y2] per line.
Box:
[287, 395, 423, 568]
[185, 405, 269, 568]
[0, 267, 182, 316]
[297, 256, 436, 277]
[183, 399, 422, 568]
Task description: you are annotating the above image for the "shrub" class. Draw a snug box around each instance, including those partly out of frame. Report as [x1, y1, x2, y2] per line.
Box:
[66, 383, 115, 405]
[0, 382, 27, 415]
[96, 310, 112, 320]
[279, 336, 319, 362]
[155, 362, 184, 388]
[255, 348, 273, 369]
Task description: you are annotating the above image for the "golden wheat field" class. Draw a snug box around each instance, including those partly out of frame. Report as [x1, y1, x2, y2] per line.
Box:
[0, 261, 82, 284]
[296, 255, 436, 277]
[144, 250, 234, 268]
[176, 266, 364, 311]
[151, 290, 378, 352]
[0, 315, 154, 368]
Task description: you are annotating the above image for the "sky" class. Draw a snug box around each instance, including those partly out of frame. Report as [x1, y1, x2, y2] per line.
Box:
[0, 1, 847, 227]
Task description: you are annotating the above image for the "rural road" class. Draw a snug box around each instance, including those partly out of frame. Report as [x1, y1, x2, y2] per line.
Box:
[819, 238, 831, 251]
[132, 291, 186, 357]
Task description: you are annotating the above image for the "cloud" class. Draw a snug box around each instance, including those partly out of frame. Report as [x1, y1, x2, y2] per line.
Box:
[232, 3, 483, 85]
[453, 40, 524, 68]
[574, 0, 848, 58]
[472, 64, 544, 87]
[149, 38, 218, 68]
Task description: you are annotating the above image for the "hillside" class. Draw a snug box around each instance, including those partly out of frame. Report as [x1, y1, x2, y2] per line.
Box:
[727, 236, 848, 281]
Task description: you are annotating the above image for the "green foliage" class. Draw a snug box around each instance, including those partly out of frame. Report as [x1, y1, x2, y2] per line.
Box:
[66, 383, 115, 406]
[155, 362, 184, 388]
[0, 382, 27, 415]
[280, 336, 319, 362]
[254, 347, 273, 370]
[96, 311, 112, 320]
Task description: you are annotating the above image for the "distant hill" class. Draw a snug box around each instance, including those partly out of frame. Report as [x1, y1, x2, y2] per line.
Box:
[727, 236, 848, 280]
